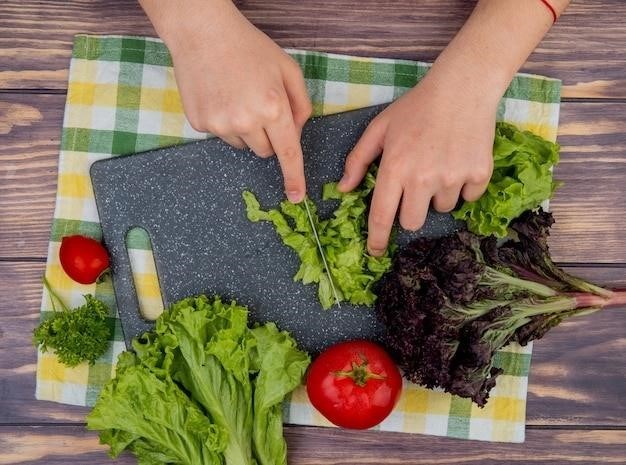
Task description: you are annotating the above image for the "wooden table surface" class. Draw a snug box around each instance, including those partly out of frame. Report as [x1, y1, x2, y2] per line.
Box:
[1, 1, 625, 464]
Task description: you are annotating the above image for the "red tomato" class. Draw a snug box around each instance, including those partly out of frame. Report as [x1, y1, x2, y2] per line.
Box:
[59, 235, 110, 284]
[306, 340, 402, 429]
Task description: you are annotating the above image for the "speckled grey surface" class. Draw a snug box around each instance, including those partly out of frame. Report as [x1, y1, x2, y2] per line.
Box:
[90, 104, 460, 352]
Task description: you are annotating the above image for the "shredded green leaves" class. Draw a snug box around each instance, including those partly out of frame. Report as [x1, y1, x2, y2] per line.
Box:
[33, 278, 111, 367]
[243, 169, 394, 309]
[452, 122, 561, 237]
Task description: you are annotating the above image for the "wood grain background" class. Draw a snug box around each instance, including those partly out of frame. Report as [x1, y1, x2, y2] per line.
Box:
[0, 1, 624, 464]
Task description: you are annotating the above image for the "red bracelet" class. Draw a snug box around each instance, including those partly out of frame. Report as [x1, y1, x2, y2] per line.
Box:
[539, 0, 558, 24]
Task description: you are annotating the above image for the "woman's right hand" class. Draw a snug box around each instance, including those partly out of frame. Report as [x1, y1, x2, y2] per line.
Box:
[140, 0, 312, 203]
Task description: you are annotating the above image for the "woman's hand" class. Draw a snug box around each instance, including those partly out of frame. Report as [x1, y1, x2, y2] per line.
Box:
[339, 0, 569, 256]
[140, 0, 312, 202]
[338, 70, 498, 256]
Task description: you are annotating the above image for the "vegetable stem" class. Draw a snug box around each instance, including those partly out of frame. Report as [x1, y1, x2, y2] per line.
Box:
[513, 295, 578, 319]
[42, 276, 71, 312]
[508, 290, 626, 327]
[507, 263, 613, 298]
[609, 290, 626, 307]
[482, 266, 557, 298]
[334, 354, 386, 387]
[571, 290, 626, 309]
[575, 280, 617, 299]
[507, 264, 560, 288]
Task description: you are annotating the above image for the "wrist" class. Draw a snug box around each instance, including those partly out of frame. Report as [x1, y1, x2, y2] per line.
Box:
[140, 0, 242, 53]
[423, 0, 563, 109]
[424, 52, 508, 110]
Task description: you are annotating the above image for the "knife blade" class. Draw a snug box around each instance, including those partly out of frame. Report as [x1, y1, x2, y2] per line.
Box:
[303, 196, 341, 308]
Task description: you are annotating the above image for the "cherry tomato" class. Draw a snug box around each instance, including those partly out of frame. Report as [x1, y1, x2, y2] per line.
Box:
[59, 235, 110, 284]
[306, 340, 402, 429]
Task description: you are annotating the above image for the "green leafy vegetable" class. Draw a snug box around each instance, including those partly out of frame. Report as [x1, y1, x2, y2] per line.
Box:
[33, 277, 111, 367]
[87, 295, 310, 465]
[250, 324, 310, 465]
[452, 122, 561, 237]
[377, 209, 626, 406]
[243, 169, 394, 309]
[86, 351, 226, 465]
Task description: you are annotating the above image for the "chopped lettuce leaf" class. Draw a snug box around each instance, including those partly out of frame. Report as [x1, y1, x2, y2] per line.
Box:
[243, 168, 394, 309]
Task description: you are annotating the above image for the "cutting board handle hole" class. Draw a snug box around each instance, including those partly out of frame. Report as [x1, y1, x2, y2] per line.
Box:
[126, 227, 165, 321]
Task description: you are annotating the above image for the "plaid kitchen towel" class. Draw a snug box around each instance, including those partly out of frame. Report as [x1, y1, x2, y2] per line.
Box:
[36, 34, 561, 443]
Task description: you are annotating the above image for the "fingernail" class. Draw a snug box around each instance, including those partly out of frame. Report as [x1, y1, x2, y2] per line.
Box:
[287, 190, 303, 203]
[338, 174, 350, 190]
[369, 247, 384, 257]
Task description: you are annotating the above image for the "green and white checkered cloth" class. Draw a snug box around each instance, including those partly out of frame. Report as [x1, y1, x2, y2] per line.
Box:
[36, 34, 561, 443]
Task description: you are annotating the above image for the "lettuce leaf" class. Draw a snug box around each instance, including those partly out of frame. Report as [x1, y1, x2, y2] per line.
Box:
[87, 295, 309, 465]
[158, 297, 254, 465]
[243, 168, 394, 309]
[86, 351, 226, 465]
[452, 122, 560, 237]
[250, 323, 311, 465]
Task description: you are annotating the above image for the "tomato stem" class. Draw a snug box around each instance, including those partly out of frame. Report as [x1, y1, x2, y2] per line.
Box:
[96, 268, 111, 284]
[42, 276, 71, 313]
[334, 353, 386, 387]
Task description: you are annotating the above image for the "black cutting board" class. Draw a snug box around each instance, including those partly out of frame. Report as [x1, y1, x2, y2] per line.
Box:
[90, 104, 459, 353]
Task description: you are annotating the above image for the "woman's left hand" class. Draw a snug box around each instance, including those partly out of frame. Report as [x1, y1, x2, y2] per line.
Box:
[338, 69, 499, 256]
